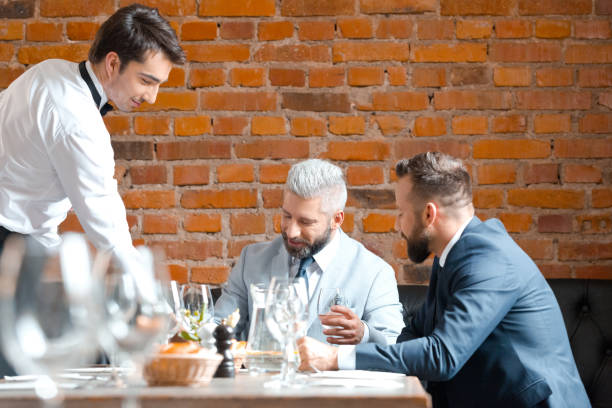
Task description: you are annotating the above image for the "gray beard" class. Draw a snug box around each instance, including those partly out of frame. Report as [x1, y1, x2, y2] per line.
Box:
[282, 226, 332, 259]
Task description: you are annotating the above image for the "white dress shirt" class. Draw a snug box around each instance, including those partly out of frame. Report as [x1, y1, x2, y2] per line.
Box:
[337, 216, 474, 369]
[0, 59, 133, 252]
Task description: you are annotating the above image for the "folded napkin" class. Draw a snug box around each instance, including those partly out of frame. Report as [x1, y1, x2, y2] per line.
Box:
[307, 370, 406, 388]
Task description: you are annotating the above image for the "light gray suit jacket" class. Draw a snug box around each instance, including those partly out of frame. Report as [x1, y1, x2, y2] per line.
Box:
[215, 229, 404, 345]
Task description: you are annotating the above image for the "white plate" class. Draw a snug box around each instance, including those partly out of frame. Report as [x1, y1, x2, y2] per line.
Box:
[310, 370, 406, 381]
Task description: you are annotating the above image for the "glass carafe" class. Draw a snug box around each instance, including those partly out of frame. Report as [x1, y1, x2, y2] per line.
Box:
[245, 283, 282, 375]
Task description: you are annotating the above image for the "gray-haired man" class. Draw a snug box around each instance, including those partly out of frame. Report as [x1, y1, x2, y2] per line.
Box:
[215, 159, 404, 346]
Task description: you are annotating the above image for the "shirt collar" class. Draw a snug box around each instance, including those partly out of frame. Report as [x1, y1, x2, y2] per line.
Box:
[312, 228, 341, 273]
[439, 216, 473, 267]
[85, 61, 109, 108]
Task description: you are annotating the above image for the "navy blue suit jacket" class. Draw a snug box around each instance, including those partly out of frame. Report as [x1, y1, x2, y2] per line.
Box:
[356, 217, 590, 408]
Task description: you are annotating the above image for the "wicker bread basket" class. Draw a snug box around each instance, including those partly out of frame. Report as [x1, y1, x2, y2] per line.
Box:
[143, 352, 223, 386]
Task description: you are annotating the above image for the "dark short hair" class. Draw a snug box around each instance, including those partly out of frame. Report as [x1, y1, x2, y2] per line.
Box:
[395, 152, 472, 209]
[88, 3, 185, 70]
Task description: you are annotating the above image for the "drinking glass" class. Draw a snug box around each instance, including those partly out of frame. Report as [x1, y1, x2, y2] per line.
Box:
[180, 283, 214, 343]
[0, 233, 101, 406]
[317, 287, 347, 336]
[162, 280, 184, 342]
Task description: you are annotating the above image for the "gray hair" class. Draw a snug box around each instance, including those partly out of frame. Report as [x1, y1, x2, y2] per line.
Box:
[285, 159, 347, 215]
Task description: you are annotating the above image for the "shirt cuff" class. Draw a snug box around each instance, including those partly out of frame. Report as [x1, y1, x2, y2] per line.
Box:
[337, 345, 356, 370]
[360, 320, 370, 344]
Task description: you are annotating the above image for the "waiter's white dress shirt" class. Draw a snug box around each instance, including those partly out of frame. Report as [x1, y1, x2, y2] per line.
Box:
[0, 59, 133, 251]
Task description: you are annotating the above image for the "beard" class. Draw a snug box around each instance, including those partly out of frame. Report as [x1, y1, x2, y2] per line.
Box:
[282, 225, 332, 259]
[402, 220, 431, 264]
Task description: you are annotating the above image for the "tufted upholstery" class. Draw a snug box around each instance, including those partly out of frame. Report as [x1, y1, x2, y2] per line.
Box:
[399, 279, 612, 408]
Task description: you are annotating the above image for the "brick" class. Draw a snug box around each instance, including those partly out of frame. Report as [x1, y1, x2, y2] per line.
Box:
[372, 115, 406, 135]
[347, 188, 395, 209]
[0, 44, 13, 62]
[558, 241, 612, 261]
[269, 68, 305, 87]
[339, 18, 373, 38]
[490, 43, 561, 62]
[290, 117, 326, 136]
[361, 0, 436, 14]
[341, 213, 355, 233]
[228, 240, 257, 257]
[162, 68, 185, 88]
[376, 18, 413, 39]
[333, 42, 409, 62]
[192, 266, 231, 285]
[201, 92, 276, 111]
[235, 139, 309, 159]
[578, 67, 612, 87]
[412, 67, 446, 87]
[298, 21, 335, 41]
[190, 68, 225, 87]
[310, 67, 345, 87]
[417, 19, 454, 40]
[175, 116, 211, 136]
[157, 141, 231, 160]
[498, 213, 532, 232]
[260, 164, 291, 183]
[371, 91, 429, 111]
[0, 22, 22, 40]
[453, 116, 488, 135]
[181, 21, 217, 40]
[535, 20, 571, 38]
[593, 189, 612, 208]
[154, 240, 223, 261]
[323, 141, 390, 161]
[434, 91, 511, 110]
[597, 0, 612, 14]
[394, 140, 470, 159]
[120, 0, 196, 16]
[392, 239, 408, 259]
[519, 0, 591, 15]
[0, 0, 34, 18]
[134, 116, 170, 136]
[456, 20, 492, 39]
[441, 0, 515, 15]
[565, 44, 612, 63]
[282, 0, 355, 16]
[477, 164, 517, 185]
[112, 141, 154, 160]
[538, 264, 572, 279]
[495, 20, 531, 38]
[523, 163, 559, 185]
[414, 116, 446, 137]
[168, 264, 188, 283]
[577, 214, 612, 234]
[123, 190, 175, 209]
[473, 189, 504, 209]
[217, 164, 255, 183]
[231, 213, 265, 235]
[283, 92, 350, 113]
[573, 265, 612, 279]
[534, 114, 571, 133]
[173, 165, 210, 186]
[58, 212, 84, 233]
[329, 116, 365, 135]
[492, 115, 526, 133]
[538, 214, 572, 233]
[135, 91, 198, 112]
[348, 66, 384, 86]
[258, 21, 293, 41]
[200, 0, 274, 16]
[579, 114, 612, 134]
[574, 20, 611, 39]
[230, 68, 265, 87]
[535, 68, 573, 87]
[347, 166, 384, 185]
[17, 44, 89, 64]
[26, 22, 62, 42]
[181, 189, 257, 209]
[556, 138, 612, 158]
[183, 214, 222, 232]
[387, 66, 406, 85]
[184, 44, 250, 62]
[515, 239, 553, 260]
[494, 67, 531, 86]
[363, 213, 395, 233]
[213, 117, 248, 135]
[40, 0, 113, 17]
[508, 189, 585, 209]
[115, 165, 127, 185]
[0, 66, 25, 88]
[563, 164, 603, 183]
[412, 43, 487, 62]
[263, 189, 283, 208]
[516, 91, 590, 110]
[131, 165, 167, 185]
[142, 214, 177, 234]
[450, 66, 490, 86]
[600, 92, 612, 109]
[220, 22, 254, 40]
[473, 139, 550, 159]
[251, 116, 286, 135]
[255, 44, 329, 62]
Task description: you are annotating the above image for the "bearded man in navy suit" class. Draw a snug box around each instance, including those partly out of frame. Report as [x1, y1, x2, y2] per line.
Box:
[298, 152, 590, 408]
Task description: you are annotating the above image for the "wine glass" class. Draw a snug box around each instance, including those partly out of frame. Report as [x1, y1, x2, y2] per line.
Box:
[317, 287, 347, 339]
[180, 283, 214, 344]
[162, 280, 184, 342]
[0, 233, 101, 406]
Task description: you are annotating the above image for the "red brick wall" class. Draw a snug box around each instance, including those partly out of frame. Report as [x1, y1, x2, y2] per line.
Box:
[1, 0, 610, 284]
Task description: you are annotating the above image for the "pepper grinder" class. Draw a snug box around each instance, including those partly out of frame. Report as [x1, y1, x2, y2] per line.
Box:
[213, 319, 235, 378]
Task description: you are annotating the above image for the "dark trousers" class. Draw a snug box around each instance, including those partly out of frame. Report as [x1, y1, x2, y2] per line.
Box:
[0, 225, 19, 378]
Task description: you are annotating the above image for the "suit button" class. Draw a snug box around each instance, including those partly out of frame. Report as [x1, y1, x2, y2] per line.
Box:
[580, 304, 590, 314]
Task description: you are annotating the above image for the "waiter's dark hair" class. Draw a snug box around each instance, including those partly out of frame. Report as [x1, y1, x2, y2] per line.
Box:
[89, 3, 185, 70]
[395, 152, 472, 209]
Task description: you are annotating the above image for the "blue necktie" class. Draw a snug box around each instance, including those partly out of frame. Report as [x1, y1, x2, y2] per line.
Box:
[296, 256, 314, 294]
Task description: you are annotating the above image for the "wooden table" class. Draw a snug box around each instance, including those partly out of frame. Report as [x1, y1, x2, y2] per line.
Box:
[0, 371, 431, 408]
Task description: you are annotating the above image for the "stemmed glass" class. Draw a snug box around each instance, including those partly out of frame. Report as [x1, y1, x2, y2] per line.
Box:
[179, 283, 214, 343]
[0, 233, 101, 406]
[317, 287, 347, 339]
[162, 280, 184, 342]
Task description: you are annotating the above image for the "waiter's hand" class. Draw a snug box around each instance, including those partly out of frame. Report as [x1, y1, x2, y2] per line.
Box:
[297, 336, 338, 372]
[319, 305, 365, 345]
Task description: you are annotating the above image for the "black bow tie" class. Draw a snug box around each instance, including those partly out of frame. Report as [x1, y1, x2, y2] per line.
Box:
[78, 61, 113, 116]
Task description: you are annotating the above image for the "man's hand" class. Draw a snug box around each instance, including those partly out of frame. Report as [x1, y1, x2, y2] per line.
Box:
[297, 336, 339, 372]
[319, 305, 365, 345]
